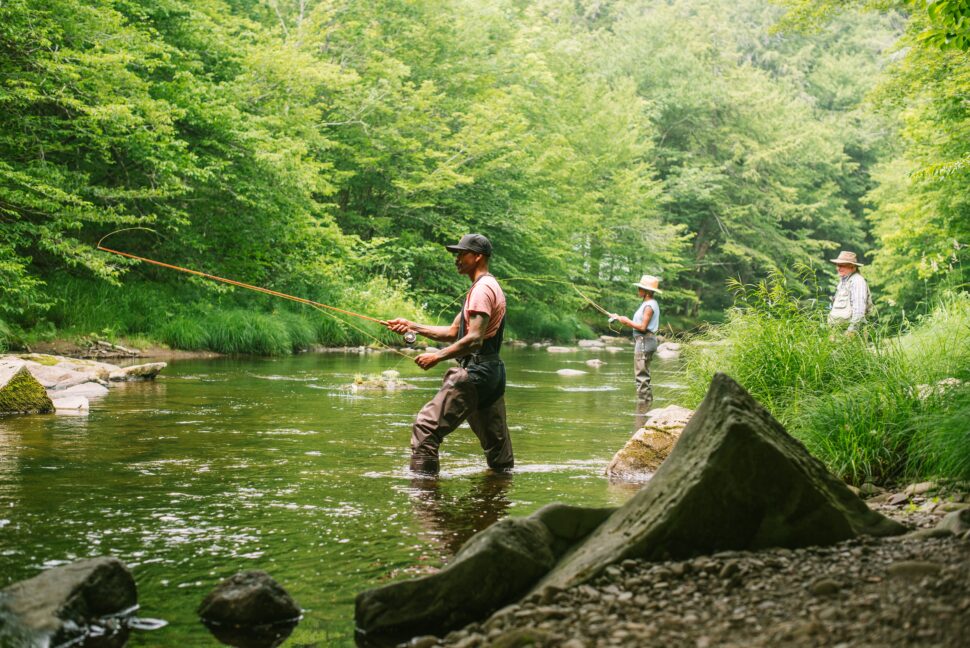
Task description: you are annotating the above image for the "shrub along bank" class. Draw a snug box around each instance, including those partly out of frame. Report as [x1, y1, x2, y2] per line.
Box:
[684, 274, 970, 486]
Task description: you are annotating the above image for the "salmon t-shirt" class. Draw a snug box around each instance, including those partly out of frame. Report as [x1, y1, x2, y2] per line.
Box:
[462, 275, 506, 339]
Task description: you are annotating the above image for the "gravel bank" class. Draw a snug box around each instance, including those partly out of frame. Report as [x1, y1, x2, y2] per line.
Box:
[411, 500, 970, 648]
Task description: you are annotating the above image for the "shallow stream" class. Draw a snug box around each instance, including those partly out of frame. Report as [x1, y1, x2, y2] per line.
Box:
[0, 346, 685, 645]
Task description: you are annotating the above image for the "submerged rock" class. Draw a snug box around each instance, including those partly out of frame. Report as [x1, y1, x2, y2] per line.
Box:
[547, 346, 577, 353]
[0, 360, 54, 414]
[556, 368, 586, 376]
[355, 504, 614, 643]
[0, 557, 137, 647]
[606, 405, 693, 480]
[535, 373, 907, 593]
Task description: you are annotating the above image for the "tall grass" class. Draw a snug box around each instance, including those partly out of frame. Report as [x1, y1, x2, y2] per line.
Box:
[33, 274, 430, 355]
[685, 273, 969, 485]
[0, 318, 9, 352]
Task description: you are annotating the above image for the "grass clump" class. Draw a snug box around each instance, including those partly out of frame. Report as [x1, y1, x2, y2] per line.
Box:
[685, 271, 969, 485]
[0, 319, 9, 353]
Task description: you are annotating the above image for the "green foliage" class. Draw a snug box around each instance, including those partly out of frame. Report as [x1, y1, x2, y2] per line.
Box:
[685, 273, 969, 484]
[919, 0, 970, 50]
[0, 0, 961, 350]
[775, 1, 969, 313]
[866, 21, 970, 312]
[0, 318, 9, 353]
[505, 303, 593, 343]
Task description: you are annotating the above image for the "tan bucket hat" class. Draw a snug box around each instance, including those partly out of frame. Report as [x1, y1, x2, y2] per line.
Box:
[829, 250, 864, 266]
[634, 274, 662, 293]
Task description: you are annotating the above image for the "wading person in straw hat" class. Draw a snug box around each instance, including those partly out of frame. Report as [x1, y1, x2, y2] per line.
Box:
[609, 275, 661, 418]
[828, 250, 873, 335]
[385, 234, 513, 475]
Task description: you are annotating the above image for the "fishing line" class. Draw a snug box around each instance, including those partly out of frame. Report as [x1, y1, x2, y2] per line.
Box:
[96, 229, 416, 360]
[500, 275, 624, 333]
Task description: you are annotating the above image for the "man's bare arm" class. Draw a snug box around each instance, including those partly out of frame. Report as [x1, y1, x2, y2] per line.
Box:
[413, 312, 489, 370]
[385, 313, 460, 344]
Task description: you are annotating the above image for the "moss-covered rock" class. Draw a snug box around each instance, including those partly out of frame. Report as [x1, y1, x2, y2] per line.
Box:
[348, 373, 415, 392]
[0, 361, 54, 414]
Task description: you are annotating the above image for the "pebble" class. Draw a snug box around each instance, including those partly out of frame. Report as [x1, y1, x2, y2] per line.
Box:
[433, 505, 970, 648]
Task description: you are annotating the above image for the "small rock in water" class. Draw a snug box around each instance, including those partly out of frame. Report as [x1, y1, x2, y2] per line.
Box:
[52, 396, 90, 415]
[556, 368, 586, 376]
[548, 346, 577, 353]
[349, 374, 415, 392]
[198, 570, 300, 626]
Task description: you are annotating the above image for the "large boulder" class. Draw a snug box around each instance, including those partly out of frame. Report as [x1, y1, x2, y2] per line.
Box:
[0, 360, 54, 414]
[606, 405, 693, 480]
[355, 504, 614, 644]
[14, 354, 119, 388]
[533, 373, 907, 593]
[0, 557, 136, 646]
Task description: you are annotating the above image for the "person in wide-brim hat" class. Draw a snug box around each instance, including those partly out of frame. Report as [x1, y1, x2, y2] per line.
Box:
[829, 250, 864, 267]
[608, 274, 662, 419]
[828, 250, 872, 334]
[634, 275, 663, 293]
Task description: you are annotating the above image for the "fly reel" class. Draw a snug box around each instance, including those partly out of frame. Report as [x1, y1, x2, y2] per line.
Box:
[403, 331, 418, 346]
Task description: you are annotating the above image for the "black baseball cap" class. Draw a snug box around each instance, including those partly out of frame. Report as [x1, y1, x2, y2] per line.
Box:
[445, 233, 492, 256]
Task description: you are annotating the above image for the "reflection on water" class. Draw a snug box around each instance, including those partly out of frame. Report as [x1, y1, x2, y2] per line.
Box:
[406, 473, 512, 556]
[204, 620, 297, 648]
[0, 349, 684, 646]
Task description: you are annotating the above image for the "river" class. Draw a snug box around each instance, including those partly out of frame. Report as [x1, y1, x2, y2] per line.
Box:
[0, 346, 685, 646]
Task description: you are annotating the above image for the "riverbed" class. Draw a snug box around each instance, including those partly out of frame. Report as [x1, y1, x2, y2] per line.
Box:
[0, 347, 685, 646]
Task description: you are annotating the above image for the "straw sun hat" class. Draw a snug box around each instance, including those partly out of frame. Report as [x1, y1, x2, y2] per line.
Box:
[829, 250, 864, 267]
[634, 274, 662, 293]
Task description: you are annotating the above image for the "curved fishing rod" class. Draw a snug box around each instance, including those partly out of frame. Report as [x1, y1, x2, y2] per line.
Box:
[96, 229, 419, 353]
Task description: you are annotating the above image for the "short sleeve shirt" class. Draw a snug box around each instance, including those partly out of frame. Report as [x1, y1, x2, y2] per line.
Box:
[464, 275, 506, 339]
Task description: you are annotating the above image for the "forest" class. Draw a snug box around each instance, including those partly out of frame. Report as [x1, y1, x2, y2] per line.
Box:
[0, 0, 967, 347]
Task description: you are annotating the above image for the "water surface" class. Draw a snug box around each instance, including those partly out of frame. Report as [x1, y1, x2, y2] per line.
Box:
[0, 346, 684, 645]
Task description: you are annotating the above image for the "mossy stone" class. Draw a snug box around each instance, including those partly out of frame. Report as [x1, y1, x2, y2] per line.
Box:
[0, 366, 54, 414]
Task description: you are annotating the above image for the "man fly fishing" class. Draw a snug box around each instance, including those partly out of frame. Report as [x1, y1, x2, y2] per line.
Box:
[385, 234, 513, 475]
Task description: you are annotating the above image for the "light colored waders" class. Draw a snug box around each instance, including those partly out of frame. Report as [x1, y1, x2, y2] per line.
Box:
[634, 333, 658, 407]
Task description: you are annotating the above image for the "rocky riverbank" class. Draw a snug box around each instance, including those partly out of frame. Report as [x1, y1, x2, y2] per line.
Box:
[411, 498, 970, 648]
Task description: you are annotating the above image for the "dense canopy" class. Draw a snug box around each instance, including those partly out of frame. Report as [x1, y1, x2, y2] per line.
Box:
[0, 0, 965, 346]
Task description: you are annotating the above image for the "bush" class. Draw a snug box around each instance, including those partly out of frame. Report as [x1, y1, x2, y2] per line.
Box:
[684, 271, 970, 484]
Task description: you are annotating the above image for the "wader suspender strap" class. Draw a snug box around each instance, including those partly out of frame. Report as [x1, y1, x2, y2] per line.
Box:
[458, 275, 504, 365]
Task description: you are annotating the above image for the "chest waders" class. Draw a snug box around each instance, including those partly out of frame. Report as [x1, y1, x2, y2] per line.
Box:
[408, 281, 514, 474]
[456, 301, 506, 409]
